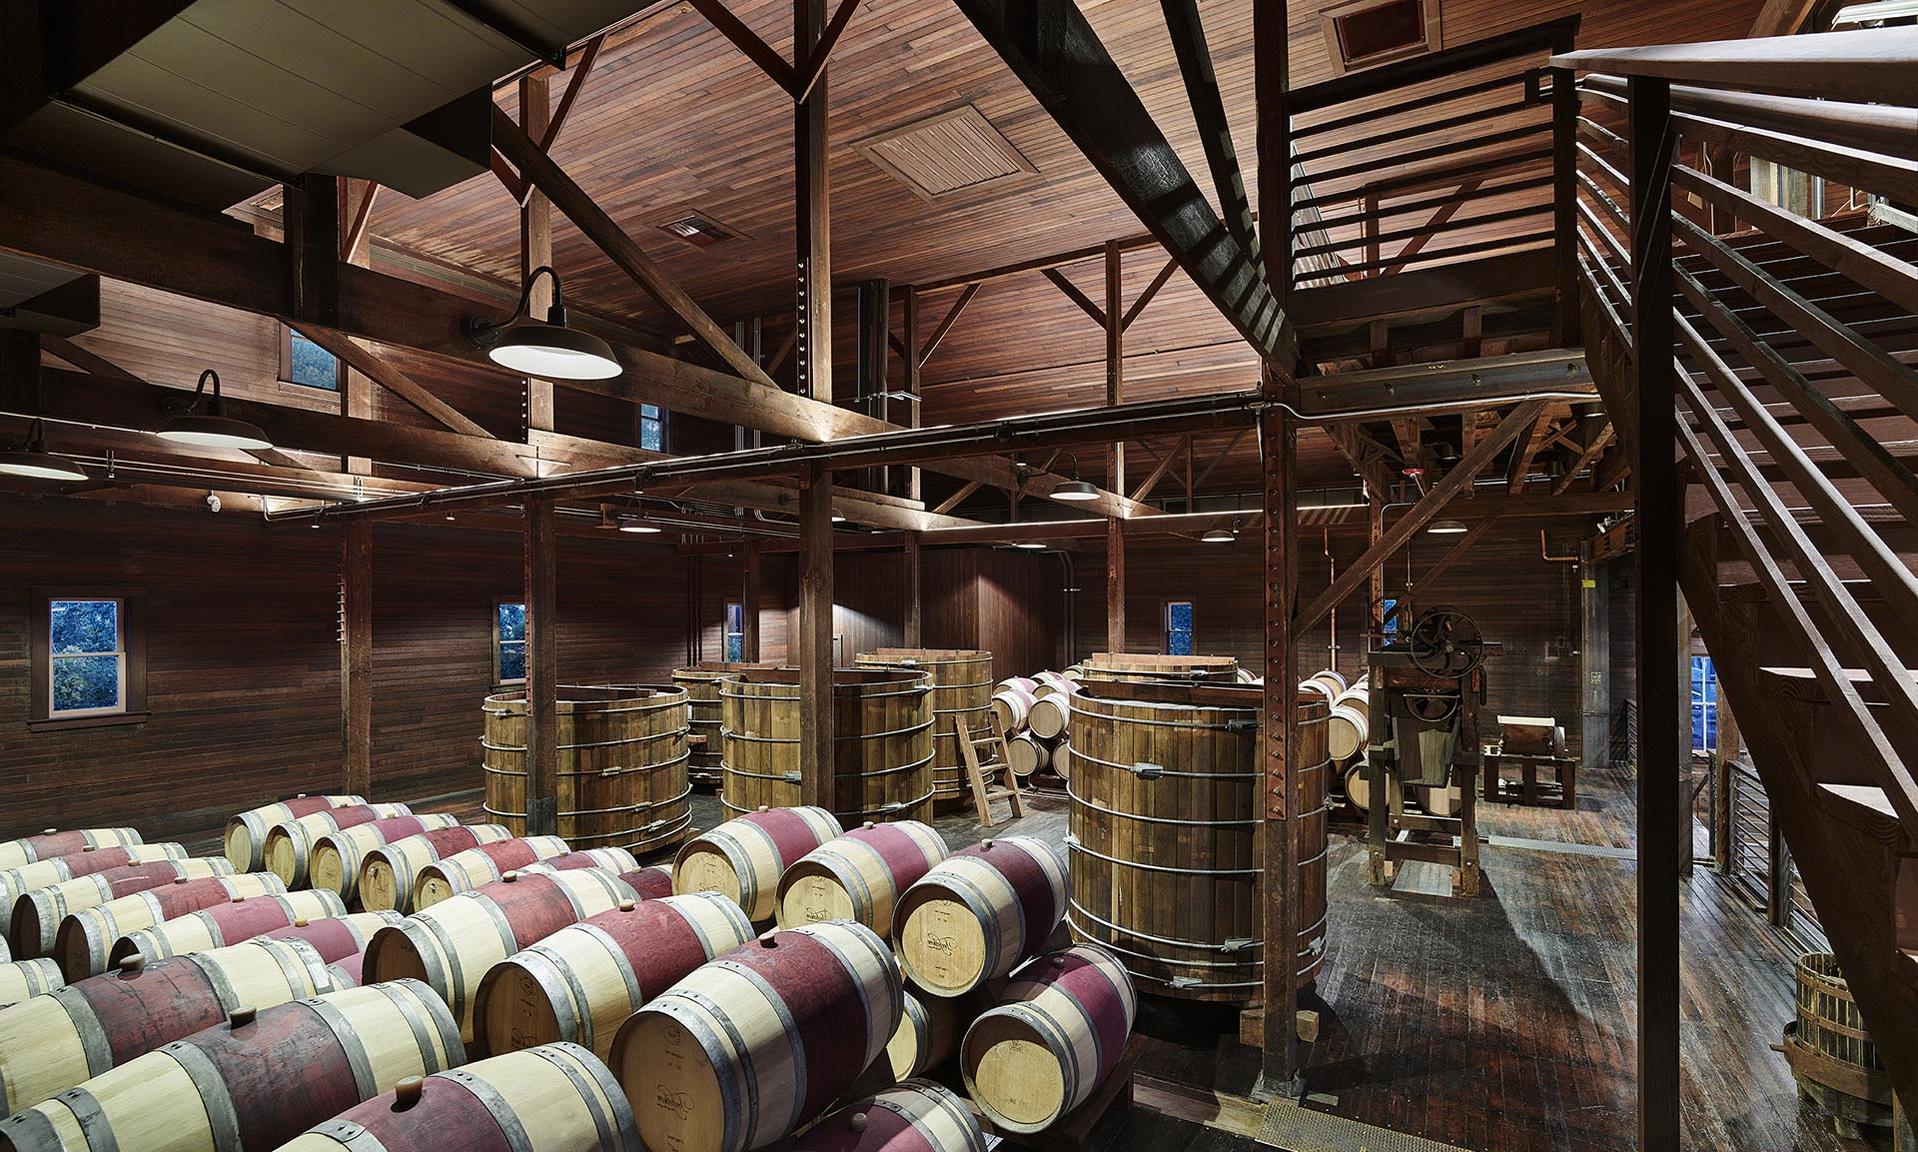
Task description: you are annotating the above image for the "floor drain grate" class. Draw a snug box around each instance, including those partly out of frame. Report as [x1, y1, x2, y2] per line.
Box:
[1258, 1101, 1471, 1152]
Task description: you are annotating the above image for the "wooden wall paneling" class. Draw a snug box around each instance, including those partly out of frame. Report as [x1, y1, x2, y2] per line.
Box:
[340, 520, 372, 795]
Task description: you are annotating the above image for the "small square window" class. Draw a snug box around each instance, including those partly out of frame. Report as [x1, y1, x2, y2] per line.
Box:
[49, 599, 125, 716]
[724, 601, 744, 663]
[282, 329, 342, 392]
[1165, 600, 1195, 657]
[496, 602, 527, 685]
[640, 404, 666, 452]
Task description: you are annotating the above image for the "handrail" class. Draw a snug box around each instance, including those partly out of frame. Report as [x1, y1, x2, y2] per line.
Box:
[1553, 28, 1918, 104]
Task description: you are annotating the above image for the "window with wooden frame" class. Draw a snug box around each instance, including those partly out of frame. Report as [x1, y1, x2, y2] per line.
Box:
[640, 403, 666, 452]
[1318, 0, 1441, 76]
[494, 601, 527, 686]
[31, 591, 147, 728]
[1165, 600, 1195, 657]
[279, 326, 343, 392]
[723, 601, 745, 663]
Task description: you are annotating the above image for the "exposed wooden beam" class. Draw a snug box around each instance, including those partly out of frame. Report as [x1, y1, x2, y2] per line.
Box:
[1553, 422, 1614, 496]
[1553, 29, 1918, 106]
[1042, 268, 1106, 327]
[541, 34, 605, 152]
[1507, 405, 1559, 493]
[340, 181, 380, 265]
[1381, 510, 1508, 622]
[1122, 258, 1181, 331]
[934, 480, 984, 515]
[1296, 400, 1548, 631]
[1130, 435, 1191, 501]
[1297, 350, 1594, 419]
[794, 0, 862, 104]
[687, 0, 798, 95]
[519, 71, 555, 432]
[919, 282, 982, 369]
[1160, 0, 1262, 278]
[795, 0, 831, 403]
[292, 326, 494, 440]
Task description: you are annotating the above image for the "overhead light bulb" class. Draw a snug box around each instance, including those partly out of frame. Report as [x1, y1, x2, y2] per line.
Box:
[1427, 519, 1469, 535]
[157, 370, 273, 450]
[0, 418, 87, 481]
[464, 265, 621, 381]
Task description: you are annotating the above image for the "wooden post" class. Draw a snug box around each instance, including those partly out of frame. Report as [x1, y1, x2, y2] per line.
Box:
[1105, 240, 1126, 653]
[1678, 590, 1696, 879]
[520, 72, 555, 433]
[1259, 371, 1300, 1098]
[339, 520, 372, 796]
[902, 285, 922, 502]
[1551, 66, 1581, 348]
[1580, 559, 1611, 772]
[798, 462, 836, 811]
[285, 174, 339, 329]
[860, 279, 889, 493]
[794, 0, 830, 403]
[523, 496, 560, 835]
[1367, 496, 1385, 653]
[1629, 75, 1680, 1152]
[339, 180, 375, 476]
[904, 534, 923, 647]
[743, 546, 762, 661]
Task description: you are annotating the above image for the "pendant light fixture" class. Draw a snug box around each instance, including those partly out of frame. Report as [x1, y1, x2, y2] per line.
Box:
[464, 265, 620, 381]
[1202, 526, 1235, 543]
[1014, 540, 1047, 549]
[1048, 451, 1100, 501]
[617, 517, 662, 533]
[0, 417, 88, 481]
[157, 370, 273, 450]
[1427, 518, 1469, 535]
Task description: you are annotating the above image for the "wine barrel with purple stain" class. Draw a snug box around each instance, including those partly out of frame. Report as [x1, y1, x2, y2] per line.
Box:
[960, 944, 1137, 1133]
[1, 844, 188, 911]
[224, 796, 363, 872]
[262, 803, 413, 888]
[57, 873, 287, 981]
[790, 1079, 987, 1152]
[0, 830, 142, 874]
[109, 888, 346, 965]
[12, 857, 235, 959]
[273, 1044, 641, 1152]
[673, 806, 843, 921]
[475, 890, 754, 1059]
[0, 936, 335, 1114]
[356, 823, 515, 914]
[309, 813, 461, 900]
[0, 980, 460, 1152]
[617, 866, 674, 901]
[262, 911, 401, 964]
[893, 837, 1066, 998]
[410, 835, 579, 910]
[775, 821, 948, 936]
[613, 919, 904, 1152]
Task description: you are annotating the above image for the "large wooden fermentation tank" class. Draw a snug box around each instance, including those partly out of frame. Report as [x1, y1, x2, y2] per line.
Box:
[673, 662, 781, 786]
[721, 668, 935, 823]
[482, 684, 693, 856]
[854, 649, 994, 809]
[1064, 680, 1328, 1000]
[1081, 652, 1241, 683]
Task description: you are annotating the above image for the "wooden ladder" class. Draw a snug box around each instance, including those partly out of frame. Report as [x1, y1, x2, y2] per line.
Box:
[956, 711, 1024, 827]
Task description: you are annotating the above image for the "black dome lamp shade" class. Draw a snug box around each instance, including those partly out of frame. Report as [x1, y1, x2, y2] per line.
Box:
[157, 369, 273, 450]
[1049, 450, 1099, 501]
[0, 417, 88, 481]
[464, 265, 620, 381]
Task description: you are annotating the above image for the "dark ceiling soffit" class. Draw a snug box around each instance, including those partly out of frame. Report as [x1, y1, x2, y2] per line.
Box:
[952, 0, 1296, 366]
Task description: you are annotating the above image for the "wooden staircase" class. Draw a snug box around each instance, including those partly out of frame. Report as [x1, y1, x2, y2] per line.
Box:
[1562, 32, 1918, 1119]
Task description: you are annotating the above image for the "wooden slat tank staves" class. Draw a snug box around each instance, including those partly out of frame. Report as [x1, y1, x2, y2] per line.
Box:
[675, 662, 782, 785]
[854, 650, 994, 811]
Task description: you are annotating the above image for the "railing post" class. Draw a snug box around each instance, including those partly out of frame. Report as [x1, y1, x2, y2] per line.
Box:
[1628, 74, 1680, 1152]
[1551, 66, 1581, 347]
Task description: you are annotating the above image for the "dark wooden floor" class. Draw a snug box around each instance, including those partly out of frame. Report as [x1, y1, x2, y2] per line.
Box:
[188, 766, 1858, 1152]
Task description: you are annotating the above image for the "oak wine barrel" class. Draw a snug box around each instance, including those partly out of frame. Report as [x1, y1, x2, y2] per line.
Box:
[224, 796, 363, 873]
[1342, 763, 1402, 813]
[356, 823, 513, 914]
[960, 945, 1137, 1133]
[0, 831, 141, 874]
[1327, 701, 1369, 762]
[789, 1080, 986, 1152]
[1026, 681, 1078, 741]
[1033, 671, 1076, 697]
[364, 868, 638, 1039]
[885, 990, 957, 1082]
[674, 806, 843, 921]
[0, 980, 460, 1152]
[0, 937, 335, 1114]
[109, 889, 346, 965]
[309, 813, 460, 900]
[1082, 652, 1239, 684]
[1051, 740, 1071, 779]
[483, 684, 694, 856]
[1310, 670, 1348, 698]
[0, 958, 62, 1006]
[722, 668, 935, 823]
[475, 890, 754, 1060]
[263, 803, 412, 888]
[616, 865, 674, 901]
[613, 920, 904, 1152]
[1007, 733, 1048, 778]
[410, 835, 578, 910]
[854, 649, 993, 811]
[676, 663, 782, 787]
[991, 683, 1036, 734]
[775, 821, 949, 936]
[893, 837, 1066, 998]
[11, 858, 235, 959]
[1298, 678, 1335, 705]
[273, 1044, 639, 1152]
[263, 911, 401, 964]
[1, 844, 188, 910]
[1066, 681, 1329, 998]
[58, 873, 289, 981]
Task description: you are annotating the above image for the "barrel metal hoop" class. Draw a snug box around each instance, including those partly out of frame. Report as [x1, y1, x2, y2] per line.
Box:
[443, 1069, 536, 1152]
[304, 995, 380, 1098]
[578, 922, 646, 1019]
[373, 981, 447, 1071]
[54, 987, 114, 1077]
[710, 961, 807, 1142]
[409, 915, 463, 1010]
[1063, 836, 1260, 876]
[532, 1044, 635, 1152]
[662, 991, 751, 1152]
[720, 683, 932, 703]
[254, 935, 317, 994]
[1064, 784, 1258, 827]
[718, 718, 936, 744]
[836, 788, 939, 822]
[1065, 745, 1262, 779]
[0, 1105, 64, 1152]
[994, 1002, 1080, 1122]
[163, 1042, 243, 1152]
[62, 1086, 122, 1152]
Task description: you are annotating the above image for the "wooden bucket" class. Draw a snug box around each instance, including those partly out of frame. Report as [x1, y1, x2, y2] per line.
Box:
[364, 868, 638, 1040]
[272, 1044, 640, 1152]
[854, 649, 994, 811]
[1, 844, 187, 911]
[675, 662, 782, 786]
[1082, 652, 1239, 683]
[790, 1079, 986, 1152]
[1783, 953, 1891, 1129]
[674, 806, 843, 922]
[722, 668, 936, 824]
[58, 873, 288, 981]
[110, 889, 344, 965]
[0, 936, 335, 1115]
[894, 837, 1066, 998]
[774, 821, 950, 936]
[992, 684, 1036, 733]
[0, 958, 62, 1006]
[0, 830, 142, 874]
[612, 921, 903, 1152]
[411, 835, 578, 910]
[1328, 700, 1369, 761]
[1028, 683, 1078, 740]
[1066, 681, 1328, 999]
[12, 858, 234, 959]
[960, 945, 1137, 1133]
[358, 823, 514, 914]
[1007, 733, 1048, 778]
[1343, 763, 1402, 813]
[484, 684, 695, 857]
[475, 890, 754, 1060]
[262, 803, 412, 888]
[223, 796, 362, 872]
[0, 979, 462, 1152]
[309, 813, 460, 900]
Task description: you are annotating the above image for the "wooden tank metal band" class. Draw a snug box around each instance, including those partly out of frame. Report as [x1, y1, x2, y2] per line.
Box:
[1064, 836, 1256, 875]
[162, 1040, 245, 1152]
[442, 1068, 537, 1152]
[721, 720, 936, 743]
[480, 726, 692, 753]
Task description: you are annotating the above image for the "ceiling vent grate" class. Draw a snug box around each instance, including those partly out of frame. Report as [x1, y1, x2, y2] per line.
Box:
[853, 105, 1036, 201]
[1320, 0, 1440, 75]
[657, 212, 740, 248]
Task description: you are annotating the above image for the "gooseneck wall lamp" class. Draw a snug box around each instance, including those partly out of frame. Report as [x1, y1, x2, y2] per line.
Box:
[1048, 451, 1099, 501]
[157, 369, 273, 451]
[463, 265, 621, 380]
[0, 417, 88, 481]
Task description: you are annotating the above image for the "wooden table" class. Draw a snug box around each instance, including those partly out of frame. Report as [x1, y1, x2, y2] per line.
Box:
[1483, 752, 1578, 809]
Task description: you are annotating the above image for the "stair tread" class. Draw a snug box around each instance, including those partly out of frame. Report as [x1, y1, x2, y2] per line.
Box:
[1756, 666, 1907, 703]
[1719, 578, 1878, 604]
[1813, 782, 1909, 846]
